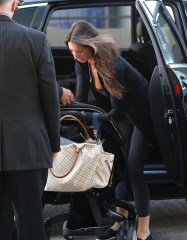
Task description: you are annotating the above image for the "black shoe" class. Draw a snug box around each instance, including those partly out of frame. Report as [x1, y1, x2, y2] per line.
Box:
[138, 234, 153, 240]
[96, 228, 119, 240]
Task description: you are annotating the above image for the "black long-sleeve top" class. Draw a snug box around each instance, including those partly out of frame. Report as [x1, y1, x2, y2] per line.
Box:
[75, 56, 155, 143]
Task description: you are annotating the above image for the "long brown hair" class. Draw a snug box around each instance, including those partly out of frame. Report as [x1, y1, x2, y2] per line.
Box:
[65, 20, 124, 99]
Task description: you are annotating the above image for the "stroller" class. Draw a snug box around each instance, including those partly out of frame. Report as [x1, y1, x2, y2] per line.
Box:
[43, 102, 137, 240]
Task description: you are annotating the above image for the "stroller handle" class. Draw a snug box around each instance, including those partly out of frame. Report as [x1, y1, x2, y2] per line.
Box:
[61, 111, 109, 123]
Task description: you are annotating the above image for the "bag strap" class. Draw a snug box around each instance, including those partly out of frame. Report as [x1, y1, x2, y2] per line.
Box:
[50, 115, 90, 178]
[92, 112, 101, 142]
[50, 150, 80, 178]
[60, 114, 90, 140]
[106, 161, 114, 188]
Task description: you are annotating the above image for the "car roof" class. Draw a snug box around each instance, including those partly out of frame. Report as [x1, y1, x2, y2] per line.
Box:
[23, 0, 136, 5]
[23, 0, 185, 7]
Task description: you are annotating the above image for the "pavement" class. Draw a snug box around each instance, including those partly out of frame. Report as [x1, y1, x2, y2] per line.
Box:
[43, 198, 187, 240]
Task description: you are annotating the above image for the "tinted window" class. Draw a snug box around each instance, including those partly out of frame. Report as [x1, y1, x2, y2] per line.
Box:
[143, 1, 186, 64]
[183, 1, 187, 13]
[165, 6, 175, 21]
[46, 6, 132, 48]
[13, 7, 37, 27]
[156, 10, 185, 64]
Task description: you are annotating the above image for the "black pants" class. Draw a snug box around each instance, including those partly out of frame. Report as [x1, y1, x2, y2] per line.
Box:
[0, 169, 48, 240]
[115, 126, 151, 217]
[115, 119, 133, 202]
[127, 126, 150, 217]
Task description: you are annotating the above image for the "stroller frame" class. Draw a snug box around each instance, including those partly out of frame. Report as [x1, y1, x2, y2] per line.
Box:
[43, 102, 137, 240]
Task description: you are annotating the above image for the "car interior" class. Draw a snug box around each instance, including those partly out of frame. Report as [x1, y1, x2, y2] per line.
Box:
[127, 17, 157, 81]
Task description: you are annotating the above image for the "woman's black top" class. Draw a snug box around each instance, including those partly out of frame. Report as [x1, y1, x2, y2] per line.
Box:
[75, 56, 155, 143]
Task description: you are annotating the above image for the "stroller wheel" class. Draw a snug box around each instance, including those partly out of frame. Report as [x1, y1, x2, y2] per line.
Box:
[126, 226, 137, 240]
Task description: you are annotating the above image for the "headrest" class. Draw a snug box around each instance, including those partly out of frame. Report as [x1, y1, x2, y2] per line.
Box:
[136, 18, 149, 41]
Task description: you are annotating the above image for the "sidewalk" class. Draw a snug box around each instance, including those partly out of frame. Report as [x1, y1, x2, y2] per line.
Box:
[44, 199, 187, 240]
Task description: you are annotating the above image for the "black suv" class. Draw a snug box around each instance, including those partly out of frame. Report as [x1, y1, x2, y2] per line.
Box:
[13, 0, 187, 200]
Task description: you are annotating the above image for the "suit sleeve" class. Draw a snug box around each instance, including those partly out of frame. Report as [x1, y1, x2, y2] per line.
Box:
[36, 33, 60, 152]
[58, 85, 63, 100]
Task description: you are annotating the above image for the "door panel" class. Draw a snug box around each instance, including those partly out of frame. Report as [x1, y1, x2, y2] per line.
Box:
[150, 66, 184, 185]
[167, 65, 187, 184]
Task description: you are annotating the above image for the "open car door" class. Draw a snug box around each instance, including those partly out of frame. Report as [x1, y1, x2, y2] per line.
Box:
[136, 0, 187, 186]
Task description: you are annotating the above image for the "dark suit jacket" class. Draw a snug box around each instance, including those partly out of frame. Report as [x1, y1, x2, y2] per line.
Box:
[0, 15, 60, 171]
[75, 56, 155, 143]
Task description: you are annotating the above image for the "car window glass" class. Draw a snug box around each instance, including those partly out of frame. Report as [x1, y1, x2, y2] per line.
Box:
[13, 7, 37, 27]
[156, 10, 185, 64]
[46, 6, 132, 48]
[183, 1, 187, 14]
[143, 1, 185, 64]
[165, 6, 175, 21]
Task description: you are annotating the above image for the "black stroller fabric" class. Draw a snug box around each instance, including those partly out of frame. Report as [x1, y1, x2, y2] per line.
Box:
[43, 102, 136, 239]
[59, 102, 128, 230]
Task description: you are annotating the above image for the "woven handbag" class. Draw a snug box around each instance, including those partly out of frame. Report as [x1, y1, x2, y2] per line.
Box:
[45, 115, 114, 192]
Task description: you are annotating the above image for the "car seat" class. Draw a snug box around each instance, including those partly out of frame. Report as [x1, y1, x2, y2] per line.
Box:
[128, 17, 157, 81]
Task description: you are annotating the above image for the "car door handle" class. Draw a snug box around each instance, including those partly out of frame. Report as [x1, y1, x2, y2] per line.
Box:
[164, 109, 175, 125]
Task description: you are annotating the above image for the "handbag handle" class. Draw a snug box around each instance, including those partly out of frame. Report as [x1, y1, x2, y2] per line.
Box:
[50, 114, 90, 178]
[50, 147, 80, 179]
[60, 114, 90, 140]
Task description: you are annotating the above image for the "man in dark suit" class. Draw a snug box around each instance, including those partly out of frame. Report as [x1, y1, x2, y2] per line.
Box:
[0, 0, 60, 239]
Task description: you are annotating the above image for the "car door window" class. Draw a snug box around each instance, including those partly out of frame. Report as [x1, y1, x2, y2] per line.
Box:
[13, 7, 38, 27]
[13, 4, 48, 30]
[165, 6, 175, 21]
[46, 6, 132, 48]
[156, 11, 184, 64]
[182, 1, 187, 13]
[143, 1, 186, 64]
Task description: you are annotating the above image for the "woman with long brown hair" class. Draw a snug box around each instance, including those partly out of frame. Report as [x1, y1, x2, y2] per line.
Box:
[65, 20, 155, 240]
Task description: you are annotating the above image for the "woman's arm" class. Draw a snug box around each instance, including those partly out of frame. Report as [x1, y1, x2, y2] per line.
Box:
[108, 57, 130, 121]
[75, 62, 90, 103]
